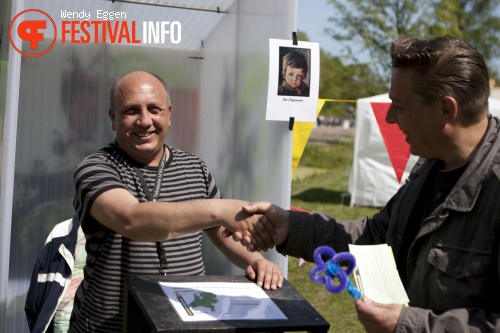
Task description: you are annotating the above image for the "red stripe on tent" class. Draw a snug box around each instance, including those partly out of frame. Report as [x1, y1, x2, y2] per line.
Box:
[370, 102, 411, 183]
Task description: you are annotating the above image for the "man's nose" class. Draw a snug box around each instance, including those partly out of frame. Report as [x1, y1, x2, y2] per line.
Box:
[385, 104, 397, 124]
[136, 109, 153, 126]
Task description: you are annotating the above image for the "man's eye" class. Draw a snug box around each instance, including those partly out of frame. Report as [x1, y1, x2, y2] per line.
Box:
[124, 108, 138, 115]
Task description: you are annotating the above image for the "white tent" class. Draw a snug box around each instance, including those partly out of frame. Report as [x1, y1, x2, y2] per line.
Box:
[348, 93, 500, 207]
[490, 96, 500, 114]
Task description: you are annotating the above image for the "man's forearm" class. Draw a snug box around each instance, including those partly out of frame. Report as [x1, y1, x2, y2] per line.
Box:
[91, 190, 252, 242]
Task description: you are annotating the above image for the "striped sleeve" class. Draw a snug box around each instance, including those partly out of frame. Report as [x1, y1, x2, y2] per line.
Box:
[73, 150, 128, 233]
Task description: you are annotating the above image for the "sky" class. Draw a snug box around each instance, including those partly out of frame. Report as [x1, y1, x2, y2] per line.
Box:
[296, 0, 370, 63]
[296, 0, 340, 56]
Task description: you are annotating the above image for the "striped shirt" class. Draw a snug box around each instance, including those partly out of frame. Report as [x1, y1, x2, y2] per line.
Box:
[70, 142, 220, 333]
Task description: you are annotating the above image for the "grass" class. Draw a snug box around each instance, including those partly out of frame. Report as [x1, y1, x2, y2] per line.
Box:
[286, 136, 379, 333]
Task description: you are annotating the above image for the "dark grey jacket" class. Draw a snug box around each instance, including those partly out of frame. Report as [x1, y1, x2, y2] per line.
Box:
[281, 116, 500, 332]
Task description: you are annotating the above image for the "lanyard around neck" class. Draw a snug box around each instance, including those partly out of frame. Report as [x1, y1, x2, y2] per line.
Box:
[133, 147, 169, 275]
[134, 148, 167, 202]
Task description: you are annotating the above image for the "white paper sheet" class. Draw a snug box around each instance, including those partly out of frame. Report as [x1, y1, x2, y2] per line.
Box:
[159, 282, 288, 321]
[265, 38, 320, 122]
[348, 244, 409, 305]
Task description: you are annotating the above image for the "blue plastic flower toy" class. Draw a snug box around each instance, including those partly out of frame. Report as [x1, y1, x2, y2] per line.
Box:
[310, 245, 362, 299]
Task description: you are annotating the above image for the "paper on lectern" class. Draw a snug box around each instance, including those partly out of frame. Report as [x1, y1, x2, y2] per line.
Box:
[159, 282, 287, 322]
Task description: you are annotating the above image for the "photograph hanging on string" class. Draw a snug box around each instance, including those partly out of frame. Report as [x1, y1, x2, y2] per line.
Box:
[266, 38, 319, 122]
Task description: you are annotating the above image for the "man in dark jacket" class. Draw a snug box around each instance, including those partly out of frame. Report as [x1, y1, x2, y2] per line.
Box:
[228, 36, 500, 332]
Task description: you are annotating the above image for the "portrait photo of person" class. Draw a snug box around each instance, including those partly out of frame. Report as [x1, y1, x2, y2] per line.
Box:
[277, 47, 311, 97]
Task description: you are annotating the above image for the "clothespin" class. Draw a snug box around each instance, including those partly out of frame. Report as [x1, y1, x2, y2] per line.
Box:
[288, 31, 298, 131]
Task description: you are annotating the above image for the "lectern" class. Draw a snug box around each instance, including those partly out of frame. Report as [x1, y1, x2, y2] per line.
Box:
[124, 275, 330, 332]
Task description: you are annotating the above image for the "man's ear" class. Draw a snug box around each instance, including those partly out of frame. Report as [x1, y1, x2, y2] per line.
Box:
[108, 108, 116, 131]
[441, 96, 458, 124]
[167, 105, 172, 125]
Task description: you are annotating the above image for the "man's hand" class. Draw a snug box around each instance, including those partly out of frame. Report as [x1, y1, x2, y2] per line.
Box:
[222, 201, 290, 252]
[217, 200, 278, 251]
[241, 202, 290, 251]
[355, 297, 402, 333]
[245, 258, 284, 290]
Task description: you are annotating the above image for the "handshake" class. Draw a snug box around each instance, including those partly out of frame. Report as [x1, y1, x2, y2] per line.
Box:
[222, 201, 291, 252]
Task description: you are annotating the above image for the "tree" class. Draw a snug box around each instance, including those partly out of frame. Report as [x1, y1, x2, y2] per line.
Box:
[297, 31, 387, 117]
[430, 0, 500, 70]
[319, 49, 387, 117]
[326, 0, 500, 84]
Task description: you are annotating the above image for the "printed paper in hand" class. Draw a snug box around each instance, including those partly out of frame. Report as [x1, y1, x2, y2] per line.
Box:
[348, 244, 410, 306]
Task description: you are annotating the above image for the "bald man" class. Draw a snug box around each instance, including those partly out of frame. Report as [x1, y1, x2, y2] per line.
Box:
[69, 71, 283, 333]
